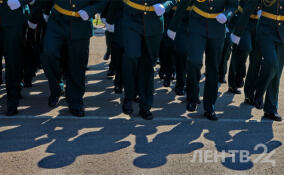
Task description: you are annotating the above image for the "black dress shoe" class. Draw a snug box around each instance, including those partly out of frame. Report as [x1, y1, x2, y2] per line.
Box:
[139, 109, 154, 120]
[218, 77, 227, 84]
[103, 52, 111, 60]
[122, 98, 133, 115]
[48, 96, 60, 107]
[107, 69, 115, 77]
[204, 111, 218, 121]
[24, 81, 32, 88]
[254, 98, 264, 109]
[264, 112, 282, 121]
[6, 108, 18, 116]
[244, 97, 254, 106]
[174, 87, 185, 96]
[114, 85, 122, 94]
[228, 87, 241, 94]
[163, 79, 171, 87]
[236, 78, 245, 88]
[69, 108, 85, 117]
[186, 102, 197, 112]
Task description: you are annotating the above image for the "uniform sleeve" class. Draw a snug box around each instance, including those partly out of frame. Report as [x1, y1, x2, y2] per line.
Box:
[101, 0, 111, 18]
[233, 0, 259, 36]
[28, 0, 54, 23]
[82, 0, 106, 17]
[223, 0, 238, 22]
[168, 0, 192, 31]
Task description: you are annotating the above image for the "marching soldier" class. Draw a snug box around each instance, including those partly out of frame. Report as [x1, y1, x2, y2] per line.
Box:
[168, 0, 237, 120]
[103, 0, 124, 93]
[159, 8, 175, 87]
[173, 4, 193, 95]
[231, 0, 284, 121]
[107, 0, 177, 120]
[0, 0, 36, 115]
[29, 0, 104, 117]
[228, 0, 261, 95]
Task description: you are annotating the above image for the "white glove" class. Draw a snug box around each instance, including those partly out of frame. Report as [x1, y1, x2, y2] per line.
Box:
[101, 18, 106, 25]
[216, 13, 227, 24]
[257, 10, 262, 19]
[7, 0, 21, 10]
[28, 21, 37, 30]
[29, 0, 36, 5]
[153, 3, 165, 16]
[78, 10, 89, 21]
[43, 14, 49, 23]
[167, 29, 176, 40]
[106, 23, 115, 32]
[231, 33, 240, 45]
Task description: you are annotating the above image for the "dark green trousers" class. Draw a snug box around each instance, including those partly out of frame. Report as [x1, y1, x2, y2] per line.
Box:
[0, 25, 24, 109]
[257, 39, 284, 113]
[219, 32, 233, 80]
[244, 34, 262, 100]
[187, 34, 224, 112]
[159, 35, 175, 80]
[123, 25, 161, 111]
[228, 30, 254, 89]
[41, 18, 90, 110]
[174, 28, 190, 90]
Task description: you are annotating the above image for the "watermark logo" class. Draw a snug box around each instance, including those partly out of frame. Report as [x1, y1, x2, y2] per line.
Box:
[191, 144, 276, 166]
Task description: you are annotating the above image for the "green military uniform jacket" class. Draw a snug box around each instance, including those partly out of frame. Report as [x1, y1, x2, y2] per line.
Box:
[169, 0, 238, 39]
[107, 0, 177, 36]
[234, 0, 284, 42]
[30, 0, 105, 40]
[0, 0, 32, 26]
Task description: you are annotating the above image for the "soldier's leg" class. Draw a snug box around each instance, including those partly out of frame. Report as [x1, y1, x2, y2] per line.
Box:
[112, 46, 124, 93]
[65, 39, 90, 111]
[263, 44, 284, 114]
[2, 25, 24, 112]
[41, 20, 65, 101]
[228, 31, 250, 92]
[137, 35, 161, 119]
[244, 33, 262, 102]
[203, 37, 224, 113]
[235, 31, 252, 88]
[0, 35, 3, 84]
[122, 27, 141, 105]
[23, 27, 37, 87]
[255, 39, 278, 104]
[186, 34, 207, 111]
[158, 38, 167, 80]
[219, 32, 233, 83]
[174, 30, 190, 95]
[174, 51, 186, 94]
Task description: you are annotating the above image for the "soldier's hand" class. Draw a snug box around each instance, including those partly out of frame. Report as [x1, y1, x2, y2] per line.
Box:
[231, 33, 240, 45]
[78, 10, 89, 21]
[257, 10, 262, 19]
[106, 23, 115, 33]
[7, 0, 21, 10]
[216, 13, 227, 24]
[167, 29, 176, 40]
[43, 14, 49, 23]
[27, 21, 37, 30]
[153, 4, 165, 16]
